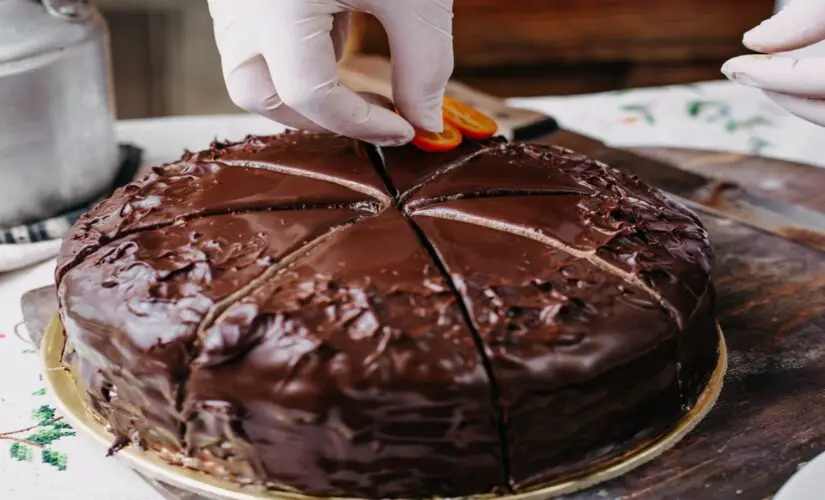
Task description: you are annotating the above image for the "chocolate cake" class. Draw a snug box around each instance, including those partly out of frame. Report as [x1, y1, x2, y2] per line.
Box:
[56, 131, 719, 498]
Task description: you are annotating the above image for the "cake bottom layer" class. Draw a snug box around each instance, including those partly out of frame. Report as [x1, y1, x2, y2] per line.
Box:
[63, 315, 719, 498]
[45, 317, 726, 500]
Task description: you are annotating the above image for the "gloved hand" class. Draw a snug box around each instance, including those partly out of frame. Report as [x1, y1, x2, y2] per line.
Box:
[207, 0, 455, 146]
[722, 0, 825, 127]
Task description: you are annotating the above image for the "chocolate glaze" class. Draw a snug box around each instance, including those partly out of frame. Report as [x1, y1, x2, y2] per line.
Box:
[57, 133, 719, 498]
[377, 139, 495, 196]
[413, 216, 702, 488]
[184, 131, 392, 203]
[406, 143, 594, 209]
[59, 209, 364, 448]
[412, 191, 710, 328]
[56, 157, 380, 284]
[183, 212, 503, 497]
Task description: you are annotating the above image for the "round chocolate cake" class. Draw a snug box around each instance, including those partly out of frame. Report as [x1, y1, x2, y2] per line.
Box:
[56, 132, 718, 498]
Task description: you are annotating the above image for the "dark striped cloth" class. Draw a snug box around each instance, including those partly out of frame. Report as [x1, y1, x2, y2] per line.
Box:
[1, 144, 143, 244]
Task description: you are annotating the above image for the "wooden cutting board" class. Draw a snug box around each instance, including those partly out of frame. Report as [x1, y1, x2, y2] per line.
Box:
[23, 148, 825, 500]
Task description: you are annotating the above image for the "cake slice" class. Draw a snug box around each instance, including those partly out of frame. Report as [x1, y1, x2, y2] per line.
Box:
[186, 131, 392, 204]
[375, 139, 494, 196]
[56, 160, 380, 283]
[404, 143, 595, 210]
[182, 212, 505, 497]
[414, 215, 703, 489]
[58, 208, 363, 451]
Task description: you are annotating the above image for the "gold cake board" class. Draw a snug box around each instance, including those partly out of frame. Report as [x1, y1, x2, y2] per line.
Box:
[41, 316, 728, 500]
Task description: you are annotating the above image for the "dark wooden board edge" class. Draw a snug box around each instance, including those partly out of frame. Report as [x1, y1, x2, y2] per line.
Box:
[632, 147, 825, 213]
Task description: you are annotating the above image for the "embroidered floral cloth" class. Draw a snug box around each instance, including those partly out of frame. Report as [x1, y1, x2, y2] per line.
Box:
[0, 81, 823, 499]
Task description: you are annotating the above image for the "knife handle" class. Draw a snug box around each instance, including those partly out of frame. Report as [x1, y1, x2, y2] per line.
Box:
[339, 55, 558, 141]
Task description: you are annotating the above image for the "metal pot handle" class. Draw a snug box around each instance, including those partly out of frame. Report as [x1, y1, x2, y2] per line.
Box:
[41, 0, 92, 22]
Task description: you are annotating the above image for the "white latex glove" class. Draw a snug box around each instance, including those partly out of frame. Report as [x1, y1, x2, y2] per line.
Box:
[722, 0, 825, 127]
[207, 0, 454, 146]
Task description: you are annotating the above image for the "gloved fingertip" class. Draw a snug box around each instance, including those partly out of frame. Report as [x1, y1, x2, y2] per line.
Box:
[374, 136, 414, 147]
[371, 127, 415, 147]
[742, 27, 774, 53]
[398, 102, 444, 134]
[720, 60, 734, 80]
[721, 55, 751, 79]
[721, 54, 797, 90]
[740, 0, 825, 53]
[364, 108, 416, 146]
[721, 60, 753, 89]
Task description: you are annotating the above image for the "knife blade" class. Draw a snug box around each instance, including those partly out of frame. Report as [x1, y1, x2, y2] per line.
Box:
[21, 284, 57, 348]
[340, 56, 825, 253]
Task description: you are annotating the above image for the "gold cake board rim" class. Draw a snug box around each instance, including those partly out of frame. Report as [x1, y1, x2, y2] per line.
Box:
[42, 315, 727, 500]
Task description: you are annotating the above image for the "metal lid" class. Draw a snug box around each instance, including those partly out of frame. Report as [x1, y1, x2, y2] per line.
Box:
[0, 0, 96, 64]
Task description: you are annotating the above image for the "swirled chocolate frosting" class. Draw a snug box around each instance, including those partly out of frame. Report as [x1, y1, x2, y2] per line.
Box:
[57, 131, 718, 498]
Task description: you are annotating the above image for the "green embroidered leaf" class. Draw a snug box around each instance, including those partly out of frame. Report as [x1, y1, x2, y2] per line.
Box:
[687, 100, 723, 117]
[26, 428, 75, 446]
[51, 420, 73, 431]
[41, 449, 67, 471]
[9, 442, 33, 462]
[32, 405, 56, 425]
[27, 429, 60, 446]
[725, 117, 774, 133]
[21, 348, 36, 355]
[687, 101, 704, 117]
[740, 117, 773, 129]
[687, 100, 732, 123]
[32, 388, 46, 396]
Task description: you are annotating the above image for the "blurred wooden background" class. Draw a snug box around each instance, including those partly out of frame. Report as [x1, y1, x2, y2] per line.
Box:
[96, 0, 773, 119]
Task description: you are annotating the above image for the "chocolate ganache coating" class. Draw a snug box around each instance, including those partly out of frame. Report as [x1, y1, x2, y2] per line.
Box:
[56, 131, 718, 498]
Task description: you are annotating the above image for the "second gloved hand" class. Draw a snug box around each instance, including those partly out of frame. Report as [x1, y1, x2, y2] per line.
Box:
[208, 0, 454, 146]
[722, 0, 825, 127]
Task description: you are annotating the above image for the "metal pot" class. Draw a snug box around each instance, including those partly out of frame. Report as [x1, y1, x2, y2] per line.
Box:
[0, 0, 118, 227]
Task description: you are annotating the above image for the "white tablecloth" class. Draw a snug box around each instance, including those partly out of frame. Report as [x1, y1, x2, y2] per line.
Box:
[0, 80, 823, 499]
